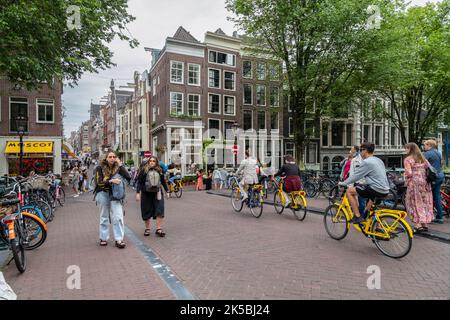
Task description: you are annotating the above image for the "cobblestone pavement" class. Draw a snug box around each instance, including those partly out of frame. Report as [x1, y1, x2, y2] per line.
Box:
[3, 186, 450, 300]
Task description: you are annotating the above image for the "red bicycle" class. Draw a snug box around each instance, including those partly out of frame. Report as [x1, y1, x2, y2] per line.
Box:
[440, 188, 450, 218]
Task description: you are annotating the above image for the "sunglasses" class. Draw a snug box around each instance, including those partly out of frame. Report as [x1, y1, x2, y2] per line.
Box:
[108, 156, 117, 159]
[149, 160, 156, 162]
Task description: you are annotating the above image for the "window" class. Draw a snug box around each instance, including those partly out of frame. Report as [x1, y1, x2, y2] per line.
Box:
[286, 143, 295, 156]
[187, 94, 200, 117]
[243, 84, 252, 105]
[306, 143, 317, 164]
[268, 63, 280, 80]
[188, 64, 200, 86]
[363, 125, 370, 142]
[208, 69, 220, 88]
[390, 127, 396, 146]
[256, 62, 266, 80]
[209, 50, 236, 67]
[270, 112, 279, 130]
[224, 121, 234, 139]
[223, 96, 235, 115]
[375, 126, 382, 146]
[224, 71, 235, 90]
[269, 86, 279, 107]
[9, 97, 28, 132]
[243, 60, 252, 78]
[170, 61, 183, 83]
[256, 85, 266, 106]
[208, 119, 220, 138]
[346, 124, 353, 146]
[289, 117, 293, 136]
[331, 122, 344, 146]
[243, 110, 253, 130]
[208, 94, 220, 114]
[257, 111, 266, 130]
[322, 122, 329, 146]
[36, 99, 54, 123]
[170, 92, 183, 116]
[152, 79, 156, 96]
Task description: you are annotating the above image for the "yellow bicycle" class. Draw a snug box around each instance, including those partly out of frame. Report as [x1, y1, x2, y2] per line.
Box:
[273, 177, 308, 221]
[168, 179, 183, 198]
[323, 186, 413, 259]
[231, 183, 264, 218]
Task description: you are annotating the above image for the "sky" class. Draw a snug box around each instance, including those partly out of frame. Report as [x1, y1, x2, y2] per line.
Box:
[62, 0, 442, 137]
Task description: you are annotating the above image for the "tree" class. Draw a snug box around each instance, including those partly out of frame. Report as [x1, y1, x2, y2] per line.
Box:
[0, 0, 138, 89]
[226, 0, 393, 162]
[360, 0, 450, 145]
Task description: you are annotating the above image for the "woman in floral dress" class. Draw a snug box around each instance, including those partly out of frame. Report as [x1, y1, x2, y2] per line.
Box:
[404, 143, 433, 233]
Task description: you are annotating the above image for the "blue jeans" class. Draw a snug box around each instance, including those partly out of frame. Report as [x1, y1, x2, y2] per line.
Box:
[169, 175, 182, 185]
[95, 191, 125, 241]
[359, 196, 367, 218]
[432, 174, 444, 220]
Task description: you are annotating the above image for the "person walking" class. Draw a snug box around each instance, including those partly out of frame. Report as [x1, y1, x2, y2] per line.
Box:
[135, 156, 169, 237]
[196, 169, 204, 191]
[424, 139, 445, 224]
[93, 150, 131, 248]
[404, 142, 434, 233]
[71, 168, 80, 197]
[339, 153, 353, 182]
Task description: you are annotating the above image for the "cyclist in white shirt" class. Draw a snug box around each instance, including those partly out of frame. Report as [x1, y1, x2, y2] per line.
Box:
[236, 150, 259, 201]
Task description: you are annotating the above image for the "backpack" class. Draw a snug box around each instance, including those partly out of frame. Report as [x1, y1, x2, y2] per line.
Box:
[110, 173, 126, 201]
[145, 170, 161, 193]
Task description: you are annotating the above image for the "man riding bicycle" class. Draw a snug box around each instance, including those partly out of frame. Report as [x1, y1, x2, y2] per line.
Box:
[236, 150, 259, 201]
[338, 142, 390, 224]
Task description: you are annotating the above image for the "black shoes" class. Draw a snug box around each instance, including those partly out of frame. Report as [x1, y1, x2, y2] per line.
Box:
[350, 216, 365, 224]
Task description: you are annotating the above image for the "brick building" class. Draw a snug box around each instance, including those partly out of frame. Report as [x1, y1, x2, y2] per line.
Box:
[0, 77, 63, 175]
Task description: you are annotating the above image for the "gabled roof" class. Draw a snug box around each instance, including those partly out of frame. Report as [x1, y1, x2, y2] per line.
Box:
[171, 26, 200, 44]
[214, 28, 227, 36]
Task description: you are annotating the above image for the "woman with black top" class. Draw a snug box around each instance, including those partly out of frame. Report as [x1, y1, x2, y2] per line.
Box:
[135, 156, 169, 237]
[273, 155, 302, 207]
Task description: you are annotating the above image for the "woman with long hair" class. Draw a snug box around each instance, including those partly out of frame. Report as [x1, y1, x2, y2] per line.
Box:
[404, 142, 433, 233]
[273, 155, 302, 207]
[93, 150, 131, 248]
[135, 156, 169, 237]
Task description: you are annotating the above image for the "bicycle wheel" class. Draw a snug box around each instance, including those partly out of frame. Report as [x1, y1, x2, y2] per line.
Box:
[291, 194, 307, 221]
[11, 226, 26, 273]
[323, 204, 349, 240]
[304, 181, 317, 198]
[273, 192, 284, 214]
[174, 186, 182, 198]
[57, 187, 66, 206]
[328, 185, 344, 205]
[250, 192, 264, 218]
[22, 214, 47, 250]
[370, 215, 412, 259]
[321, 179, 335, 194]
[378, 189, 398, 210]
[32, 200, 53, 222]
[231, 187, 243, 212]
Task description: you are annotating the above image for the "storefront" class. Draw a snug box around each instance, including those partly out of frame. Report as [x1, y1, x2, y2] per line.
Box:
[0, 137, 62, 176]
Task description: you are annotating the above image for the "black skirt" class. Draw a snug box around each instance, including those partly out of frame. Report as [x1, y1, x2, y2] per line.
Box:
[140, 189, 165, 220]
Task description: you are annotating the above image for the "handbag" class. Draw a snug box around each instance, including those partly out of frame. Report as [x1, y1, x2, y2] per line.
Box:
[426, 161, 437, 183]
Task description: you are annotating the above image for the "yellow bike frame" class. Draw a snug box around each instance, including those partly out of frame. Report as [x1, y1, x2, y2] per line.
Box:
[169, 179, 183, 193]
[276, 180, 308, 209]
[333, 194, 413, 239]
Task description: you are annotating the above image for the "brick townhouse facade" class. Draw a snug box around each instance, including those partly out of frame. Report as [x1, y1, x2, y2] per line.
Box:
[0, 77, 63, 175]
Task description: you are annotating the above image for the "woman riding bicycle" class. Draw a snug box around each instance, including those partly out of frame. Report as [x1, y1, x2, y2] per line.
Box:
[273, 155, 302, 207]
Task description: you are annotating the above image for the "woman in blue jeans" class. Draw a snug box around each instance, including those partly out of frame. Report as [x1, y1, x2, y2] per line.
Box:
[424, 140, 445, 224]
[93, 151, 131, 248]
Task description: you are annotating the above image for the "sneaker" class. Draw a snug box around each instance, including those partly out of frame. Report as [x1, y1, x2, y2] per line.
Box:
[432, 219, 444, 224]
[350, 216, 364, 224]
[241, 195, 248, 202]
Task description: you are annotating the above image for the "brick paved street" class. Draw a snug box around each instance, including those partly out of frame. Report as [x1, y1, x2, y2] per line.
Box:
[2, 186, 450, 300]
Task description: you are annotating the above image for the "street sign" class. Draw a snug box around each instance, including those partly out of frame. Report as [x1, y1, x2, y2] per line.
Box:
[232, 145, 238, 155]
[144, 151, 152, 158]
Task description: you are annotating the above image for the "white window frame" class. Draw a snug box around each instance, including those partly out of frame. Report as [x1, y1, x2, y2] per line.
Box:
[243, 83, 253, 105]
[208, 93, 221, 115]
[170, 92, 184, 116]
[223, 120, 235, 140]
[223, 95, 236, 116]
[208, 50, 236, 67]
[153, 136, 158, 155]
[187, 94, 201, 117]
[223, 70, 236, 91]
[188, 63, 201, 86]
[243, 110, 253, 131]
[208, 118, 221, 138]
[242, 60, 253, 79]
[270, 86, 279, 107]
[9, 97, 28, 133]
[152, 78, 156, 96]
[285, 142, 295, 156]
[170, 60, 184, 84]
[36, 98, 55, 124]
[256, 85, 266, 106]
[208, 68, 221, 89]
[256, 62, 266, 80]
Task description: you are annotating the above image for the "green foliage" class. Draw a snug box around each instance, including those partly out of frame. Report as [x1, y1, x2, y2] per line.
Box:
[126, 159, 134, 166]
[0, 0, 138, 89]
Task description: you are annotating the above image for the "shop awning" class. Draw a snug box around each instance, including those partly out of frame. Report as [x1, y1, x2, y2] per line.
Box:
[62, 143, 79, 159]
[5, 141, 53, 154]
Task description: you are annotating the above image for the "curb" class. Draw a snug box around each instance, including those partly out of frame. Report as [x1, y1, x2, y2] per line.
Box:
[206, 191, 450, 244]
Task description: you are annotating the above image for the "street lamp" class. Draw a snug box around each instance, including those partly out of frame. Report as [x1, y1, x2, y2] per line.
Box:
[231, 122, 240, 168]
[15, 115, 28, 176]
